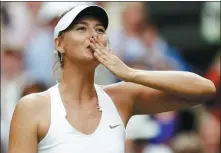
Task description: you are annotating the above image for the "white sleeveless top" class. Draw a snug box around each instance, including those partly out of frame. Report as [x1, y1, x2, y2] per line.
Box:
[38, 84, 125, 153]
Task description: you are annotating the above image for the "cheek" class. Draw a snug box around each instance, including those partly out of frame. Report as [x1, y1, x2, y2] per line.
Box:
[63, 34, 84, 52]
[98, 35, 108, 47]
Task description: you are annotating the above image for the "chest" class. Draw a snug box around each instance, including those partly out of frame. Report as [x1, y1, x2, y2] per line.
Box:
[38, 111, 125, 153]
[65, 109, 102, 135]
[38, 85, 126, 152]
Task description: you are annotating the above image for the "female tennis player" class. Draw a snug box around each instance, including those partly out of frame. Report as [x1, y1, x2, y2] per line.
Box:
[8, 5, 216, 153]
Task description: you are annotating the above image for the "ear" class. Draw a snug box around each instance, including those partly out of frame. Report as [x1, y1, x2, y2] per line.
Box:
[54, 37, 65, 54]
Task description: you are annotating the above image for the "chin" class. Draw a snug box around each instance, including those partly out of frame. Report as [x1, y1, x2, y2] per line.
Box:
[84, 50, 95, 60]
[82, 49, 99, 65]
[91, 57, 100, 65]
[84, 54, 99, 65]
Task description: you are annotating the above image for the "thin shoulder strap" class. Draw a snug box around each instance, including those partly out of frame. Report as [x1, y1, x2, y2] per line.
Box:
[94, 84, 124, 126]
[48, 84, 67, 118]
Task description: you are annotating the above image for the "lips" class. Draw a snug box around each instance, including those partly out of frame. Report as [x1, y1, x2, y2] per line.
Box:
[86, 45, 90, 48]
[86, 45, 94, 53]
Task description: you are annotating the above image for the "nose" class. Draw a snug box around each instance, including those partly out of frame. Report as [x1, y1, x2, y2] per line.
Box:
[89, 28, 98, 38]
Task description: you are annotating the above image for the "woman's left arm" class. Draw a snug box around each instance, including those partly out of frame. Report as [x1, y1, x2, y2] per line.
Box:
[126, 70, 216, 115]
[130, 70, 216, 101]
[90, 37, 216, 115]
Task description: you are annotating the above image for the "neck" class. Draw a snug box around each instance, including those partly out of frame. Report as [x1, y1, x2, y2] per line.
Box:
[59, 63, 97, 106]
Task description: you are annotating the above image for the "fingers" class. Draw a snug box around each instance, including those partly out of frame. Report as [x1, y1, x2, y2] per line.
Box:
[89, 42, 101, 56]
[90, 37, 98, 47]
[88, 37, 116, 67]
[89, 42, 107, 63]
[89, 38, 106, 55]
[90, 37, 110, 55]
[93, 36, 99, 43]
[91, 37, 106, 49]
[93, 52, 107, 65]
[90, 37, 104, 51]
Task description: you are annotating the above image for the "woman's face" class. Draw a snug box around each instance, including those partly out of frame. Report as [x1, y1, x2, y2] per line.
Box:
[56, 17, 108, 65]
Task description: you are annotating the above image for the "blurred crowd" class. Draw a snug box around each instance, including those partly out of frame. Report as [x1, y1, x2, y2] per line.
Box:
[1, 2, 220, 153]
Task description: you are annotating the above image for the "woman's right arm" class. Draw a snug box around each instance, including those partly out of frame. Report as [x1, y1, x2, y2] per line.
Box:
[8, 95, 39, 153]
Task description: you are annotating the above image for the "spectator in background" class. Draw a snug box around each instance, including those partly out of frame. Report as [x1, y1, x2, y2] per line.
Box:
[148, 111, 177, 145]
[1, 3, 10, 48]
[1, 46, 27, 153]
[205, 52, 220, 88]
[125, 115, 161, 153]
[202, 51, 220, 153]
[201, 2, 220, 44]
[21, 81, 48, 97]
[108, 2, 147, 61]
[109, 2, 189, 83]
[204, 51, 220, 111]
[143, 145, 173, 153]
[1, 47, 27, 122]
[171, 132, 203, 153]
[1, 2, 37, 48]
[141, 24, 189, 71]
[198, 108, 220, 153]
[23, 1, 55, 86]
[125, 115, 174, 153]
[108, 2, 148, 82]
[24, 2, 96, 86]
[96, 2, 124, 31]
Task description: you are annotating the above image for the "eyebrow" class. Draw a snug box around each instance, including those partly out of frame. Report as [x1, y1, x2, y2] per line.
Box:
[76, 21, 104, 27]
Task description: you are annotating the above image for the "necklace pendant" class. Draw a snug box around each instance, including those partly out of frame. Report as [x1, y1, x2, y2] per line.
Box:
[97, 102, 102, 112]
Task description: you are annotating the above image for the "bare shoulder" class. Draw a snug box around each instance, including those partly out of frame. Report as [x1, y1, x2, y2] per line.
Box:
[14, 91, 50, 121]
[9, 91, 50, 153]
[17, 91, 50, 110]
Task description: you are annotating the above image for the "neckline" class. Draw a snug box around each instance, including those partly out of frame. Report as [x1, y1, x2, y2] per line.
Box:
[56, 84, 104, 137]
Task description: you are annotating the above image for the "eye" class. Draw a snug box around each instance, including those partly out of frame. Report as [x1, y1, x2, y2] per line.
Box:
[96, 28, 105, 33]
[77, 27, 86, 31]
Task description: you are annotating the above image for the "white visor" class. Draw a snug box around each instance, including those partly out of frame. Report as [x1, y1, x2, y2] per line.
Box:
[53, 5, 108, 39]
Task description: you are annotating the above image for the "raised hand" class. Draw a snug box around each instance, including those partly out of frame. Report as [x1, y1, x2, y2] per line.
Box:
[89, 37, 134, 82]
